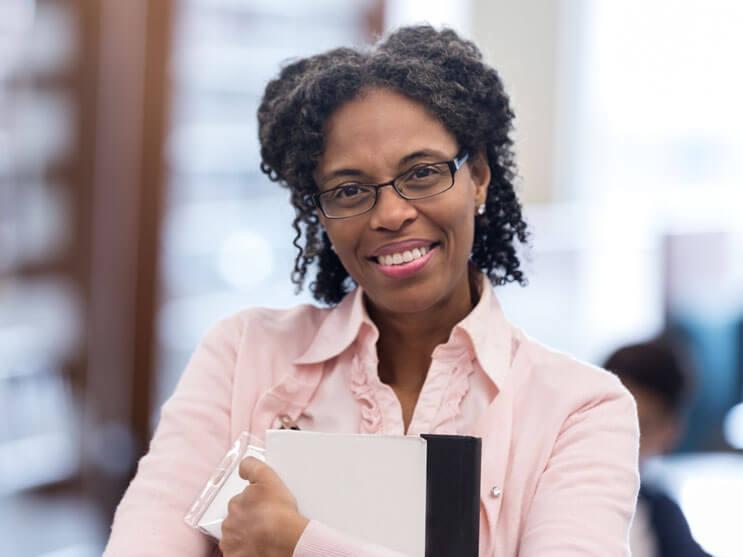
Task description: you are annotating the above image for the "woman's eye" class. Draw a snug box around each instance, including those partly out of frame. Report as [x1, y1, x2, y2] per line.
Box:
[411, 165, 439, 179]
[333, 185, 362, 199]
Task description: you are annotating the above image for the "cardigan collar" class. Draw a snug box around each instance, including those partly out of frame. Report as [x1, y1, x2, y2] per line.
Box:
[293, 273, 513, 389]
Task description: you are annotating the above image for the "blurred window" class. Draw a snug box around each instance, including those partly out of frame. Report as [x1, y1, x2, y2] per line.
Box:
[567, 1, 743, 207]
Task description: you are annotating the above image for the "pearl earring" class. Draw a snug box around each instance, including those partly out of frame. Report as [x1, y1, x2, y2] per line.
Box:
[477, 203, 486, 216]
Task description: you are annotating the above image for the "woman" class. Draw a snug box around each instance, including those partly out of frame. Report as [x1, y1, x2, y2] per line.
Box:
[104, 25, 639, 556]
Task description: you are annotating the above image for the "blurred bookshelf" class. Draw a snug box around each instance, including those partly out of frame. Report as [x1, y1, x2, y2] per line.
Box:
[0, 0, 88, 496]
[2, 0, 171, 552]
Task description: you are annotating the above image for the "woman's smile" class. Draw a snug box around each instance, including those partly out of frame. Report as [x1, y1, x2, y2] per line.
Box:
[370, 242, 440, 280]
[367, 238, 440, 277]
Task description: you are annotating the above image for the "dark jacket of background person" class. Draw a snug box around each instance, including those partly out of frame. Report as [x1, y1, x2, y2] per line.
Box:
[639, 484, 712, 557]
[604, 340, 713, 557]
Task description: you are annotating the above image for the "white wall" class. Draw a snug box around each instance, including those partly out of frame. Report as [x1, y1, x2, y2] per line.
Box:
[471, 0, 562, 204]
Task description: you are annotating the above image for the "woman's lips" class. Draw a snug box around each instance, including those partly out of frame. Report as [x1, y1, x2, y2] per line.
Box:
[370, 239, 436, 258]
[373, 244, 438, 279]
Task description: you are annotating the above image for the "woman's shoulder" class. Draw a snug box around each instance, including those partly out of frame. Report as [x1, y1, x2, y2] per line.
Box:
[513, 329, 633, 408]
[508, 331, 639, 459]
[193, 302, 337, 394]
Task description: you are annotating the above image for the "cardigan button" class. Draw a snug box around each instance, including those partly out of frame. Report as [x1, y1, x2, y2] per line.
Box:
[490, 486, 502, 498]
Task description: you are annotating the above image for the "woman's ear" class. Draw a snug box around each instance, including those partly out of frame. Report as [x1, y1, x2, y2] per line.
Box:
[469, 148, 491, 206]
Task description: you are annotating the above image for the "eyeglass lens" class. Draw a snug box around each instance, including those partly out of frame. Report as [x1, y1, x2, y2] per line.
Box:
[320, 162, 454, 218]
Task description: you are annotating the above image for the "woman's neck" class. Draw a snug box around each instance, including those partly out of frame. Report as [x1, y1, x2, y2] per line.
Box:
[368, 269, 481, 392]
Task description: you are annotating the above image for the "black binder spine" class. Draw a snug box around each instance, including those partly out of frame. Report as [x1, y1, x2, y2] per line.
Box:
[420, 434, 481, 557]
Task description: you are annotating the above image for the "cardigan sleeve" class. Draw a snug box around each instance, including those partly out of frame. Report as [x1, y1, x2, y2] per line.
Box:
[518, 383, 640, 556]
[103, 317, 241, 557]
[293, 520, 410, 557]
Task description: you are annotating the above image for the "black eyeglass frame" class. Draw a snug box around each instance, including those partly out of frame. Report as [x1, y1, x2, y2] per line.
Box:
[309, 150, 470, 219]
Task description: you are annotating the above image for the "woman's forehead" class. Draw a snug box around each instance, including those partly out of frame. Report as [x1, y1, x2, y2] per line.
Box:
[317, 89, 457, 177]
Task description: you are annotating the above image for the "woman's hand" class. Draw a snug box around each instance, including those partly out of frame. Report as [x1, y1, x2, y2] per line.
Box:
[219, 457, 309, 557]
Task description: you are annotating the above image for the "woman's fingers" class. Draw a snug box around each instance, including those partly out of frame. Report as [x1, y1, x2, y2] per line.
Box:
[239, 456, 278, 483]
[221, 457, 305, 556]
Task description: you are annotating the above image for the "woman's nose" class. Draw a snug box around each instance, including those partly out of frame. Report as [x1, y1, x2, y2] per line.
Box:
[368, 185, 418, 231]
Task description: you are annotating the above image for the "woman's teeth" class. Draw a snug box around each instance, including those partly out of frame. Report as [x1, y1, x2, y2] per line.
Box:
[377, 246, 430, 266]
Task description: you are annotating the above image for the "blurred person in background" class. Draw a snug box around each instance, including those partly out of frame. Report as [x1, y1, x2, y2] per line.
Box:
[104, 25, 640, 556]
[604, 341, 711, 557]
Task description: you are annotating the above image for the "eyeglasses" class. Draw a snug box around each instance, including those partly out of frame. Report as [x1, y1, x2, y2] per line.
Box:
[311, 150, 470, 219]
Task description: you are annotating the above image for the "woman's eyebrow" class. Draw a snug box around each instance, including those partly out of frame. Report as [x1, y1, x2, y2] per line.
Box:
[399, 149, 448, 166]
[321, 168, 365, 183]
[320, 149, 448, 184]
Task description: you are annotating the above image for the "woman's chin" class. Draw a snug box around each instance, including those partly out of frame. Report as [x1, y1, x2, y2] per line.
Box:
[363, 282, 443, 317]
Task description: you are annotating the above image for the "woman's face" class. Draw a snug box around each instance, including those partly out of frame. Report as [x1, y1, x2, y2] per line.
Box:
[315, 88, 490, 316]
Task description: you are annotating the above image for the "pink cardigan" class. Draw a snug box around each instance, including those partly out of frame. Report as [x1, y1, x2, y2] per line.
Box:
[104, 282, 640, 556]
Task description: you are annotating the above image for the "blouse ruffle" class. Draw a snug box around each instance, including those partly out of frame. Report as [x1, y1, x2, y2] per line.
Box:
[348, 332, 477, 435]
[430, 352, 476, 434]
[349, 353, 384, 434]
